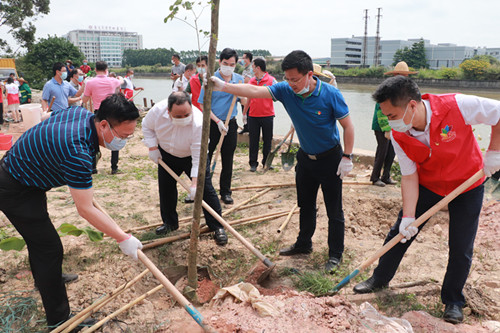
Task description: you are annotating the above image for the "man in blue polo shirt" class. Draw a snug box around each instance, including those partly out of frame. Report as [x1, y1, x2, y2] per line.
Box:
[0, 94, 143, 330]
[42, 62, 85, 112]
[199, 47, 245, 204]
[210, 50, 355, 272]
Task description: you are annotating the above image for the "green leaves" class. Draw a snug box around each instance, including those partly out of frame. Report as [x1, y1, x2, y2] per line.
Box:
[57, 223, 104, 242]
[0, 237, 26, 251]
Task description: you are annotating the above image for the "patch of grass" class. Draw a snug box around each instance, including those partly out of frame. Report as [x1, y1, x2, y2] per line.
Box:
[258, 239, 280, 256]
[138, 231, 164, 242]
[296, 271, 335, 296]
[131, 212, 148, 225]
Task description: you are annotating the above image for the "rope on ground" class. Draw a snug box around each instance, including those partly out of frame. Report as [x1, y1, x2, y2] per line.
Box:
[0, 290, 40, 332]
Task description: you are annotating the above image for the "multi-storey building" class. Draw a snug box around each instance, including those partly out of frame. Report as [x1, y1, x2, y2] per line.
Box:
[331, 36, 496, 69]
[65, 26, 143, 67]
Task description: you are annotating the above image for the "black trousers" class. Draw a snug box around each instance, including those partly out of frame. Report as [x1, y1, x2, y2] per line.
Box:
[373, 184, 484, 306]
[295, 147, 345, 259]
[93, 109, 119, 171]
[158, 149, 223, 231]
[0, 102, 3, 124]
[207, 118, 238, 196]
[248, 115, 274, 168]
[370, 130, 395, 182]
[0, 165, 69, 326]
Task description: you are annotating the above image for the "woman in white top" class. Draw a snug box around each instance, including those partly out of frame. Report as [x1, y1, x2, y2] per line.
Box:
[5, 76, 20, 122]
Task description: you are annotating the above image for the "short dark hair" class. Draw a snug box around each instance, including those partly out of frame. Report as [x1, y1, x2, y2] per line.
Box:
[9, 73, 15, 77]
[372, 76, 422, 107]
[95, 61, 108, 71]
[281, 50, 313, 75]
[6, 77, 14, 84]
[96, 94, 139, 126]
[253, 58, 266, 72]
[70, 69, 79, 79]
[172, 54, 180, 60]
[126, 68, 134, 75]
[168, 91, 192, 110]
[196, 55, 208, 64]
[243, 52, 253, 62]
[52, 62, 65, 76]
[185, 63, 195, 71]
[219, 48, 238, 62]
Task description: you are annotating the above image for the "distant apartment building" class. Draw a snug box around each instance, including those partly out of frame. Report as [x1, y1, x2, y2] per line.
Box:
[65, 26, 143, 67]
[331, 36, 497, 69]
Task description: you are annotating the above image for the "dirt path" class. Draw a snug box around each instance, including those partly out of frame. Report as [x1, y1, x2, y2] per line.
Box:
[0, 124, 499, 332]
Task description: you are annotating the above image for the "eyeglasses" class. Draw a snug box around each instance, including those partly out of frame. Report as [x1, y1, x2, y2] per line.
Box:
[110, 125, 134, 140]
[284, 74, 307, 85]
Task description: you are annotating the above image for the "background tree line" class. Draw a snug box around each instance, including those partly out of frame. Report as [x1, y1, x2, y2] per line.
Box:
[122, 48, 272, 67]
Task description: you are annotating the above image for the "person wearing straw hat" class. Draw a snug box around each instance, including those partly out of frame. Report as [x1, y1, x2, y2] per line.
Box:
[0, 94, 143, 330]
[370, 61, 417, 187]
[353, 75, 500, 324]
[313, 63, 338, 88]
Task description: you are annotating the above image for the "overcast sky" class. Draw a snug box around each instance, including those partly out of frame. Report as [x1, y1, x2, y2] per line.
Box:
[10, 0, 500, 58]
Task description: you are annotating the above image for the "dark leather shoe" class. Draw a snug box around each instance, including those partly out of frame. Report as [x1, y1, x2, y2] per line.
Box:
[213, 229, 228, 246]
[111, 168, 120, 175]
[221, 194, 233, 204]
[249, 166, 257, 172]
[155, 224, 179, 235]
[62, 273, 78, 284]
[279, 243, 312, 256]
[382, 178, 397, 185]
[184, 197, 194, 203]
[443, 304, 463, 324]
[324, 257, 342, 273]
[373, 179, 386, 187]
[353, 276, 388, 294]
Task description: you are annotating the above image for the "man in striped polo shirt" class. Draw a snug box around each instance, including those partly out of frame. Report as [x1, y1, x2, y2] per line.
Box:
[0, 94, 143, 329]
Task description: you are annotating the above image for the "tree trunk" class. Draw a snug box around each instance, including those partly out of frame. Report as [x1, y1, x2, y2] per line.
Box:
[187, 0, 220, 290]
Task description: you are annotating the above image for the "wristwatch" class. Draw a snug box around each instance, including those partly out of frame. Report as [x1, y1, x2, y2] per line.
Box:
[342, 153, 353, 159]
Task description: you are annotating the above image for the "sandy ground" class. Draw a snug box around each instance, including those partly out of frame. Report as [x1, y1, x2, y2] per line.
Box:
[0, 117, 499, 332]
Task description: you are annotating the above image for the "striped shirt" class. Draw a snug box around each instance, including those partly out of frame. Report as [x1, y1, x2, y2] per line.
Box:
[3, 106, 99, 190]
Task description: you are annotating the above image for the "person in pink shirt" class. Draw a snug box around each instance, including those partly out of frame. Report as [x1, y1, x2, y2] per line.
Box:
[82, 61, 123, 174]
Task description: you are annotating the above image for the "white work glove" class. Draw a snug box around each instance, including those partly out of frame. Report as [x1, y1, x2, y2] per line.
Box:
[399, 217, 418, 243]
[336, 157, 353, 179]
[210, 76, 226, 91]
[187, 186, 197, 201]
[484, 150, 500, 177]
[216, 119, 227, 134]
[149, 149, 161, 164]
[118, 234, 143, 260]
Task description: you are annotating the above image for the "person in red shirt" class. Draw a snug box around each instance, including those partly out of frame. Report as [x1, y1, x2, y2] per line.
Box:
[353, 76, 500, 325]
[242, 58, 277, 171]
[186, 55, 207, 110]
[80, 59, 91, 74]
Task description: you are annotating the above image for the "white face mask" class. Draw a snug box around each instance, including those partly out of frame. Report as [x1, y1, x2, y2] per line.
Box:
[171, 114, 193, 126]
[129, 74, 134, 79]
[197, 67, 206, 74]
[388, 103, 415, 132]
[295, 77, 310, 95]
[219, 65, 235, 77]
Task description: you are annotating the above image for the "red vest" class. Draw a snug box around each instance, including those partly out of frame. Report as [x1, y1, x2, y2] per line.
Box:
[189, 74, 203, 111]
[249, 73, 275, 117]
[392, 93, 484, 196]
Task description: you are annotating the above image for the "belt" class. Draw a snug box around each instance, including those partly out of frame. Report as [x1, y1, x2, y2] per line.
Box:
[305, 145, 340, 161]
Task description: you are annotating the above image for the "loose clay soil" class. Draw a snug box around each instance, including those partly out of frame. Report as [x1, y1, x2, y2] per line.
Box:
[0, 120, 499, 332]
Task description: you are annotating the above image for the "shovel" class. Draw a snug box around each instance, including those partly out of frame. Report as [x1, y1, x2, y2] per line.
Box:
[158, 159, 276, 283]
[484, 172, 500, 200]
[264, 126, 294, 171]
[281, 129, 296, 171]
[330, 169, 485, 293]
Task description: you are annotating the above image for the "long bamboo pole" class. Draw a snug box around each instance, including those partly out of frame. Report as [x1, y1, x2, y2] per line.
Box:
[81, 285, 164, 333]
[231, 180, 372, 191]
[277, 203, 298, 234]
[54, 269, 149, 333]
[142, 209, 297, 250]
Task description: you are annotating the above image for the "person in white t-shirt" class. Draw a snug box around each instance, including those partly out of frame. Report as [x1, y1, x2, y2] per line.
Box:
[172, 63, 195, 92]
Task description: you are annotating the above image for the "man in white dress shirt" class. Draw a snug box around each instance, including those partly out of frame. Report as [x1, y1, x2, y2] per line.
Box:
[142, 91, 228, 245]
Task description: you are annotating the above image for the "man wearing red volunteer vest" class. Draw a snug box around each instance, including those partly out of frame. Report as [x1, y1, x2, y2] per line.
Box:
[242, 58, 277, 171]
[353, 76, 500, 324]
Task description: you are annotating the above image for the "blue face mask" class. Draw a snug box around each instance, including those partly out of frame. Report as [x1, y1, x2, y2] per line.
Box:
[61, 71, 68, 80]
[78, 76, 84, 82]
[103, 127, 128, 151]
[83, 62, 87, 65]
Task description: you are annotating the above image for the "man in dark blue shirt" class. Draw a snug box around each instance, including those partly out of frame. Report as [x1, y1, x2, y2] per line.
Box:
[210, 50, 355, 273]
[0, 94, 143, 329]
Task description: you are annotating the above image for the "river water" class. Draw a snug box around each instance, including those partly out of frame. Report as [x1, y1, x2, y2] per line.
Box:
[133, 77, 499, 151]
